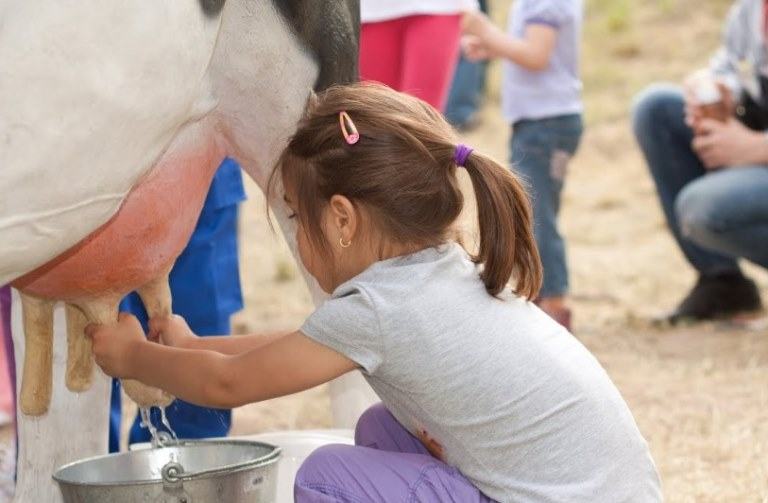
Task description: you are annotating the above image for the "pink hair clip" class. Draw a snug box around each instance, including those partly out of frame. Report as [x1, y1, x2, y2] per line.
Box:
[339, 111, 360, 145]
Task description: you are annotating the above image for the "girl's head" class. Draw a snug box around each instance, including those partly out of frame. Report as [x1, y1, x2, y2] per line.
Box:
[270, 83, 541, 298]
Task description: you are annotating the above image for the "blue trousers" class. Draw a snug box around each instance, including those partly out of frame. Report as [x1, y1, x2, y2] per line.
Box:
[444, 0, 488, 127]
[109, 159, 245, 451]
[632, 85, 768, 273]
[510, 115, 583, 298]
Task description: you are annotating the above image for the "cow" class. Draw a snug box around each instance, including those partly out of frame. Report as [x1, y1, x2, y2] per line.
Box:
[0, 1, 374, 500]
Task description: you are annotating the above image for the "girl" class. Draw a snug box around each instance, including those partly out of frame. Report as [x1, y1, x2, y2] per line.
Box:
[463, 1, 584, 330]
[88, 83, 661, 502]
[359, 0, 478, 111]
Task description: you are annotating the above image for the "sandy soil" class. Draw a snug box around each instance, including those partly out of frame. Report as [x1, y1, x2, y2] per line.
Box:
[0, 0, 766, 502]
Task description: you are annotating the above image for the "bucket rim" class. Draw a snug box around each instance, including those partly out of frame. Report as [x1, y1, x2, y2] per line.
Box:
[52, 439, 281, 487]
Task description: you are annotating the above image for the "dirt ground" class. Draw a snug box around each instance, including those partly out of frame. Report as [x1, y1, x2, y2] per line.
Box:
[0, 0, 766, 502]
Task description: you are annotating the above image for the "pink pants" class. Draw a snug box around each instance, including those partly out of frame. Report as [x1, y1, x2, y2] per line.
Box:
[360, 14, 462, 111]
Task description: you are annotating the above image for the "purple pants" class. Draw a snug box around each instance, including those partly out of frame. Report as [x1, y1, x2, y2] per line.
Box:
[295, 403, 495, 502]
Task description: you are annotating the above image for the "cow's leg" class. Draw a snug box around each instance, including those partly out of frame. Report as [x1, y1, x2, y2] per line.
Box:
[269, 198, 378, 429]
[12, 289, 111, 503]
[121, 274, 174, 408]
[18, 293, 54, 416]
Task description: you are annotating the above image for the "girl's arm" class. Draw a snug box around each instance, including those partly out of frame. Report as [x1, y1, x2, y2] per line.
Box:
[147, 315, 288, 356]
[463, 12, 557, 71]
[87, 314, 357, 409]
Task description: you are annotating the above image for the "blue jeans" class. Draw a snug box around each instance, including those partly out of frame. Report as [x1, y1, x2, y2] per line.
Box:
[444, 0, 487, 127]
[444, 55, 487, 127]
[632, 85, 768, 272]
[511, 115, 583, 298]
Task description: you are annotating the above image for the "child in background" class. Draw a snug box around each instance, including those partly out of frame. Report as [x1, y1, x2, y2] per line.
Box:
[86, 84, 660, 502]
[359, 0, 478, 111]
[463, 0, 584, 330]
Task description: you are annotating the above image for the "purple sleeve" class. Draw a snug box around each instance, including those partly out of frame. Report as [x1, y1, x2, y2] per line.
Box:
[521, 0, 569, 28]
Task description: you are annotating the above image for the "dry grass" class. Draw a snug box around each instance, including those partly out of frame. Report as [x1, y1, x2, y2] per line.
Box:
[231, 0, 768, 501]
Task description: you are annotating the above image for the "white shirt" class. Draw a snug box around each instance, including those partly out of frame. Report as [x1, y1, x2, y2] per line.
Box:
[360, 0, 478, 23]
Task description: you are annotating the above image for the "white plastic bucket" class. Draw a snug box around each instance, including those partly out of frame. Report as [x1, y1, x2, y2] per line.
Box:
[238, 430, 354, 503]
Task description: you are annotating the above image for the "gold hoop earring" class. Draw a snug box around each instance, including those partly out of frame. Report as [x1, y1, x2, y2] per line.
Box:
[339, 237, 352, 248]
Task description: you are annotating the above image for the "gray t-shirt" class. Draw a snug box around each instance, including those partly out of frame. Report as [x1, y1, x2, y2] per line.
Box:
[302, 243, 662, 502]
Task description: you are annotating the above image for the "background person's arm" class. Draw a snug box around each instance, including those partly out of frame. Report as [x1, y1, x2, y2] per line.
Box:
[707, 0, 753, 99]
[462, 12, 557, 71]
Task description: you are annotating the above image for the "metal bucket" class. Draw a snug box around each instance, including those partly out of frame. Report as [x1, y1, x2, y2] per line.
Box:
[53, 439, 281, 503]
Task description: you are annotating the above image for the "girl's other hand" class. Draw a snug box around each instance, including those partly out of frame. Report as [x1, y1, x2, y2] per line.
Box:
[148, 314, 197, 349]
[85, 313, 146, 378]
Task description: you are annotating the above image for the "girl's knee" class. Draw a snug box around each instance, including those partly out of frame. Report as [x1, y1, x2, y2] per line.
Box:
[354, 402, 388, 444]
[295, 444, 353, 487]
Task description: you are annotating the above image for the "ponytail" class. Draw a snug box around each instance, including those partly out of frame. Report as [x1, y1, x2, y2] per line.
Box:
[462, 152, 542, 299]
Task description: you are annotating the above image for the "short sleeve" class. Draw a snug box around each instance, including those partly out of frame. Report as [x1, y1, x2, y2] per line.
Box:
[520, 0, 569, 28]
[301, 287, 383, 374]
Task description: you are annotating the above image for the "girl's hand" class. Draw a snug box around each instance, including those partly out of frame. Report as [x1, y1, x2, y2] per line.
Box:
[85, 313, 146, 379]
[148, 314, 198, 349]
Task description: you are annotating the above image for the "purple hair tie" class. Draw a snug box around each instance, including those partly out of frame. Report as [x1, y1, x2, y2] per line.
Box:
[454, 144, 473, 167]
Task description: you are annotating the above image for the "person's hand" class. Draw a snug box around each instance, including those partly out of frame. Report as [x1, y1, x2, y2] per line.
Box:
[461, 11, 503, 62]
[461, 35, 491, 62]
[692, 118, 768, 169]
[683, 72, 734, 133]
[148, 314, 197, 349]
[85, 313, 146, 379]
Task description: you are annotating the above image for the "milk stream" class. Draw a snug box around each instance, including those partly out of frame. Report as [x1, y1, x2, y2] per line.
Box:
[139, 406, 179, 447]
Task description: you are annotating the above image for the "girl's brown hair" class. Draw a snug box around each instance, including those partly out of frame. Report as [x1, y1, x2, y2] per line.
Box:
[269, 83, 542, 299]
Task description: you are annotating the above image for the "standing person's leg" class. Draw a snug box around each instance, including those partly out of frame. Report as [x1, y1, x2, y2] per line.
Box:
[632, 85, 761, 320]
[444, 54, 486, 129]
[295, 403, 495, 502]
[445, 0, 489, 128]
[400, 14, 463, 111]
[128, 162, 244, 444]
[108, 159, 244, 448]
[359, 19, 405, 90]
[676, 166, 768, 269]
[511, 116, 582, 329]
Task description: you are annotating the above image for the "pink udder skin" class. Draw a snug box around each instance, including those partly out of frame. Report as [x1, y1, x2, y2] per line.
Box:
[13, 137, 225, 303]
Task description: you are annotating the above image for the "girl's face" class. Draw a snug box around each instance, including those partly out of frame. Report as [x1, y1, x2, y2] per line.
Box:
[285, 190, 372, 294]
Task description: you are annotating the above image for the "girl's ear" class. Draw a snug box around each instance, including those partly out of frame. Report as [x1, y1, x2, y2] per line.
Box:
[328, 195, 359, 244]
